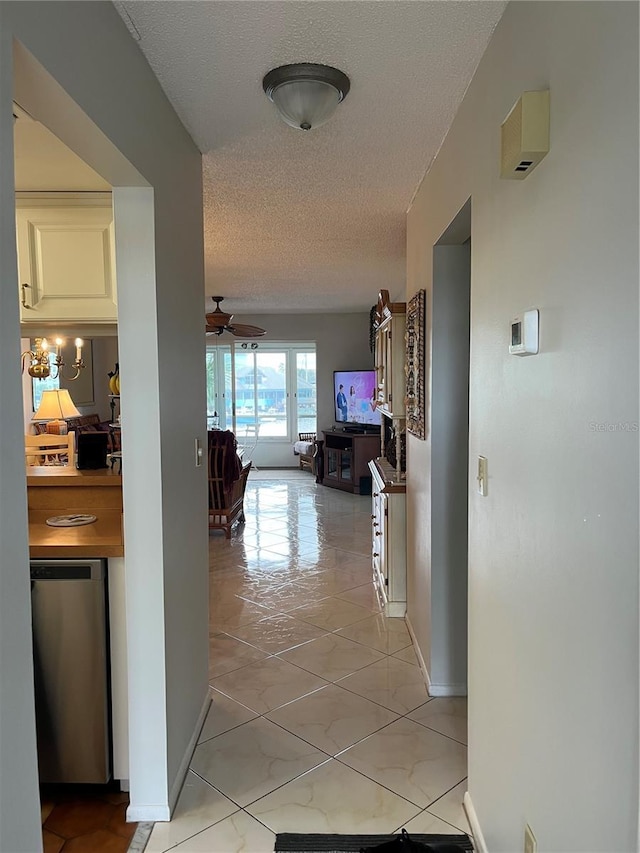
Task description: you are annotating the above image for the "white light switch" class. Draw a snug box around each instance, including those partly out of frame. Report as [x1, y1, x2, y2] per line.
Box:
[195, 438, 203, 468]
[477, 456, 488, 496]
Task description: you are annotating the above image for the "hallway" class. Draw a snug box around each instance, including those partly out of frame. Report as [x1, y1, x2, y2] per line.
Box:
[145, 474, 469, 852]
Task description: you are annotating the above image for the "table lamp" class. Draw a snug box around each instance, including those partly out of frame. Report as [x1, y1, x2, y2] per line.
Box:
[32, 389, 81, 434]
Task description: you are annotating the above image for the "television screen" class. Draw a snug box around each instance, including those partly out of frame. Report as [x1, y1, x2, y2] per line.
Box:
[334, 370, 381, 426]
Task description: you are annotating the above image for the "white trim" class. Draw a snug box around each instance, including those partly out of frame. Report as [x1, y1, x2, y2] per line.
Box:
[405, 613, 431, 693]
[168, 692, 211, 813]
[405, 614, 467, 697]
[126, 691, 211, 823]
[464, 791, 488, 853]
[126, 803, 171, 823]
[385, 601, 406, 617]
[428, 682, 468, 697]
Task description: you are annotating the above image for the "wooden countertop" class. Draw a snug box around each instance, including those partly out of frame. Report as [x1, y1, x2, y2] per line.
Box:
[26, 466, 122, 487]
[27, 466, 124, 557]
[29, 510, 124, 558]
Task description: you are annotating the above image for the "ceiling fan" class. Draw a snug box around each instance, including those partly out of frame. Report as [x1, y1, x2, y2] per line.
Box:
[205, 296, 266, 338]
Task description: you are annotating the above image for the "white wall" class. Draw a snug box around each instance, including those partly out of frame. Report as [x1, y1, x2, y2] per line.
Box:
[407, 2, 638, 850]
[0, 0, 207, 840]
[231, 312, 373, 466]
[0, 30, 42, 853]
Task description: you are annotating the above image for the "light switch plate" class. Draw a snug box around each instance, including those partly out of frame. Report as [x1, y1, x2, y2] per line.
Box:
[195, 438, 203, 467]
[477, 455, 488, 496]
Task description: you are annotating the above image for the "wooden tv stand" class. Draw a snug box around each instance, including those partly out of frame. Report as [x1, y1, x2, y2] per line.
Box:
[322, 429, 379, 494]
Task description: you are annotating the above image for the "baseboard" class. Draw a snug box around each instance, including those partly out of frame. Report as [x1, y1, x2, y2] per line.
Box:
[428, 682, 467, 697]
[385, 600, 406, 617]
[168, 691, 212, 813]
[126, 690, 211, 824]
[404, 614, 431, 693]
[127, 803, 171, 822]
[463, 791, 488, 853]
[404, 615, 467, 697]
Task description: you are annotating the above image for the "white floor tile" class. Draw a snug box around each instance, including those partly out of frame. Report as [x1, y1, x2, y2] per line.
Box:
[198, 690, 257, 743]
[226, 611, 328, 654]
[423, 779, 471, 833]
[247, 759, 420, 834]
[338, 717, 467, 808]
[278, 632, 386, 681]
[159, 478, 469, 847]
[211, 654, 329, 714]
[190, 717, 328, 807]
[266, 683, 399, 755]
[336, 655, 430, 713]
[336, 613, 412, 654]
[145, 771, 238, 852]
[408, 697, 468, 745]
[170, 810, 275, 852]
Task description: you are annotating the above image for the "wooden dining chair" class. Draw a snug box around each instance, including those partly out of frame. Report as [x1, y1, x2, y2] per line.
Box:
[207, 430, 251, 538]
[25, 432, 75, 466]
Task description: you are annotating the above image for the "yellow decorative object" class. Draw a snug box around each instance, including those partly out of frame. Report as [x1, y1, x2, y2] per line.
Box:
[108, 363, 120, 395]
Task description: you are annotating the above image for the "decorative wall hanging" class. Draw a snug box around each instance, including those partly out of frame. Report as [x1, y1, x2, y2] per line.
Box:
[405, 289, 426, 439]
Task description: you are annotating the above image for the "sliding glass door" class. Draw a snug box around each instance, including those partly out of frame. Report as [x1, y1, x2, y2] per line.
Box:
[206, 342, 316, 441]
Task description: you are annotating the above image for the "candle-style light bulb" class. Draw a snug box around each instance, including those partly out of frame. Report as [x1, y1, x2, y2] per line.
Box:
[75, 338, 83, 361]
[41, 338, 49, 351]
[54, 337, 63, 358]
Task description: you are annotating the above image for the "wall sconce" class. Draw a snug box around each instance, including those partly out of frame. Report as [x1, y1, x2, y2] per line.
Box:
[22, 337, 85, 381]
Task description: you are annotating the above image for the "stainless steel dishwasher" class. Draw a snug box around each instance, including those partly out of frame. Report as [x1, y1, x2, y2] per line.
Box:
[30, 558, 111, 783]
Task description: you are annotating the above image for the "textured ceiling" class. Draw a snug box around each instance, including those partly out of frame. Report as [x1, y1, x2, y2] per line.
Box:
[119, 1, 506, 314]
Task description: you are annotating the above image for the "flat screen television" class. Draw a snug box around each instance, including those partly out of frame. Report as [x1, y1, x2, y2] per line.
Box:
[334, 370, 381, 428]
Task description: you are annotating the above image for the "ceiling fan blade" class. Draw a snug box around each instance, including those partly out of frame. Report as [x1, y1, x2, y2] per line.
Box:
[227, 323, 266, 338]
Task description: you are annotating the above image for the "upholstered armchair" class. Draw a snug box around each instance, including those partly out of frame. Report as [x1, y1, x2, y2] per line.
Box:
[207, 430, 251, 538]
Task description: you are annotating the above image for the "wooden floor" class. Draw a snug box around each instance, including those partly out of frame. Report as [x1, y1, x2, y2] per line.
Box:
[41, 782, 136, 853]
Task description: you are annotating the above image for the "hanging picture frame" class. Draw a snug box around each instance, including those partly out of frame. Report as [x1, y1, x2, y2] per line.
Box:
[405, 289, 426, 439]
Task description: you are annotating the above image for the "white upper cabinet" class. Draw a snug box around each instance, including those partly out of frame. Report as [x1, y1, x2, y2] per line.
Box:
[16, 194, 117, 324]
[374, 289, 406, 419]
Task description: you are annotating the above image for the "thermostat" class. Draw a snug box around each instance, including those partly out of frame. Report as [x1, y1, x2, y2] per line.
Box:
[509, 309, 539, 356]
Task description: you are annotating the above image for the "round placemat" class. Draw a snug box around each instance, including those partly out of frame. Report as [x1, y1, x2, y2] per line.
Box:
[46, 515, 98, 527]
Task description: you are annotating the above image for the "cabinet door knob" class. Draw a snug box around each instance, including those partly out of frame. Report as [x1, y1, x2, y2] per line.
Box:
[375, 531, 381, 536]
[371, 514, 376, 520]
[373, 552, 379, 558]
[373, 492, 379, 498]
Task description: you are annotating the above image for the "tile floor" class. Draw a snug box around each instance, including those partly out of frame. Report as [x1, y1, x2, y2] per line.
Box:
[40, 782, 136, 852]
[144, 474, 470, 852]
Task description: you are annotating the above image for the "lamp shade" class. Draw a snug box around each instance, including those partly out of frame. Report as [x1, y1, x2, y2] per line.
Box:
[33, 389, 81, 421]
[263, 63, 350, 131]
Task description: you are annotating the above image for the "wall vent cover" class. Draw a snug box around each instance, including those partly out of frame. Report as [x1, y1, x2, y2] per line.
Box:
[500, 90, 549, 180]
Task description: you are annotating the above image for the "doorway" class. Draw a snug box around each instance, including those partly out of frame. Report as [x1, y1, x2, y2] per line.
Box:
[429, 199, 471, 696]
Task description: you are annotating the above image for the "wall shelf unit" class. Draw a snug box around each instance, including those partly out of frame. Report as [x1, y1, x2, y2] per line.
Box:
[369, 458, 406, 615]
[370, 289, 407, 615]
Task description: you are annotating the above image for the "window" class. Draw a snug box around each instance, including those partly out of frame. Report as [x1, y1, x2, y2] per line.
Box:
[32, 374, 60, 412]
[206, 342, 316, 440]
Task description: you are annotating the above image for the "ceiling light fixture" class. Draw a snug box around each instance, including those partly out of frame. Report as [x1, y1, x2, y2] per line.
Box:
[262, 63, 350, 131]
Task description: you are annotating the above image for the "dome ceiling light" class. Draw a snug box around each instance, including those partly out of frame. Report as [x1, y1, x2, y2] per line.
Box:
[262, 63, 350, 131]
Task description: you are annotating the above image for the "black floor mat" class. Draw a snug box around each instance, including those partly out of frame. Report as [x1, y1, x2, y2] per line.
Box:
[274, 831, 473, 852]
